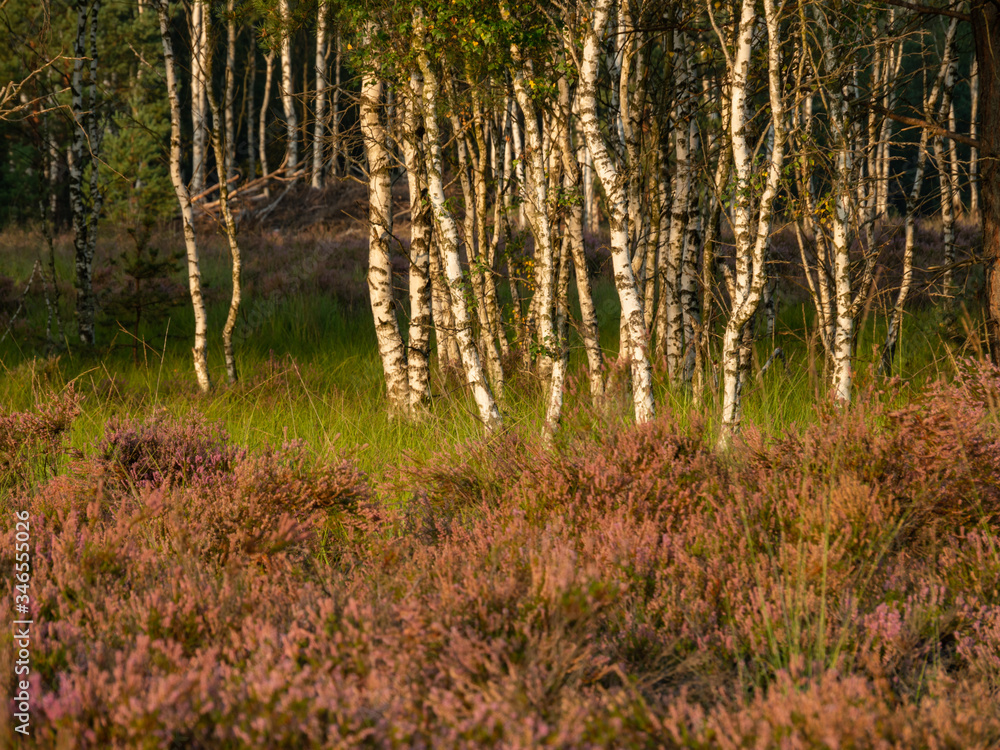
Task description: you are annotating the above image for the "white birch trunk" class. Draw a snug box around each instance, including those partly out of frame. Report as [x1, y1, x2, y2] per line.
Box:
[558, 72, 604, 402]
[259, 50, 275, 196]
[576, 0, 654, 424]
[717, 0, 787, 446]
[401, 72, 432, 410]
[361, 44, 409, 415]
[224, 0, 236, 178]
[415, 10, 501, 431]
[157, 0, 211, 393]
[278, 0, 298, 175]
[312, 0, 328, 188]
[501, 16, 559, 428]
[206, 37, 242, 384]
[190, 0, 208, 195]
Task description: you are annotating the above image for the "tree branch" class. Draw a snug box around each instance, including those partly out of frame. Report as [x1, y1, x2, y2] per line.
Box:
[871, 103, 980, 148]
[881, 0, 971, 22]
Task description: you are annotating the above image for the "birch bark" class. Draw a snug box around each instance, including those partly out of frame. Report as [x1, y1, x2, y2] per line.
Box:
[361, 40, 409, 414]
[558, 71, 604, 402]
[716, 0, 786, 445]
[157, 0, 211, 392]
[401, 72, 432, 410]
[278, 0, 298, 176]
[414, 9, 501, 431]
[190, 0, 208, 195]
[312, 0, 328, 188]
[576, 0, 654, 424]
[224, 0, 236, 178]
[259, 49, 275, 195]
[206, 37, 243, 384]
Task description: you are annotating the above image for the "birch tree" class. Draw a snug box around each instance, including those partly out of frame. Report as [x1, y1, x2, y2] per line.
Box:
[206, 18, 243, 384]
[882, 19, 957, 374]
[360, 24, 410, 415]
[414, 7, 502, 431]
[156, 0, 211, 392]
[312, 0, 328, 188]
[574, 0, 654, 424]
[189, 0, 208, 194]
[715, 0, 787, 445]
[278, 0, 298, 176]
[399, 72, 432, 411]
[69, 0, 104, 345]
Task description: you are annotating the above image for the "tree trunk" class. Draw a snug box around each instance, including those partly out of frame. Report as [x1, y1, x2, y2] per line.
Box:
[717, 0, 786, 446]
[401, 72, 432, 411]
[332, 30, 342, 177]
[361, 44, 409, 415]
[206, 35, 242, 385]
[972, 1, 1000, 363]
[260, 49, 275, 196]
[312, 0, 327, 188]
[576, 0, 654, 424]
[247, 44, 257, 179]
[157, 0, 211, 393]
[70, 0, 99, 346]
[971, 58, 980, 216]
[224, 0, 236, 178]
[278, 0, 298, 176]
[190, 0, 208, 195]
[558, 71, 604, 402]
[415, 10, 502, 431]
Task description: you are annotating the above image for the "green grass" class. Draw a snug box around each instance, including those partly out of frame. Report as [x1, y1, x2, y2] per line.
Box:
[0, 223, 990, 483]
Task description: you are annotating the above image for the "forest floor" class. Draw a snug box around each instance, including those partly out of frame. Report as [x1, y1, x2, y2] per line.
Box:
[1, 211, 999, 746]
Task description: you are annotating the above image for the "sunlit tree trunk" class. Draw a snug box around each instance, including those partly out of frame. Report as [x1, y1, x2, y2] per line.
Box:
[502, 13, 560, 430]
[415, 9, 501, 431]
[361, 40, 409, 415]
[224, 0, 236, 178]
[278, 0, 298, 176]
[467, 79, 507, 389]
[576, 0, 654, 424]
[157, 0, 210, 392]
[582, 140, 598, 236]
[449, 101, 504, 394]
[206, 36, 242, 384]
[259, 49, 275, 195]
[934, 26, 958, 301]
[663, 30, 691, 383]
[401, 72, 432, 411]
[312, 0, 328, 188]
[717, 0, 786, 446]
[190, 0, 208, 194]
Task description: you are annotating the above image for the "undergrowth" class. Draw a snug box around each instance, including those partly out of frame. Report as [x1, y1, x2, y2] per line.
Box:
[1, 360, 998, 748]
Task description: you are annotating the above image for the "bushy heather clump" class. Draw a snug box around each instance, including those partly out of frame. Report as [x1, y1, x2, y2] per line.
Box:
[3, 364, 1000, 748]
[0, 386, 80, 491]
[95, 410, 241, 490]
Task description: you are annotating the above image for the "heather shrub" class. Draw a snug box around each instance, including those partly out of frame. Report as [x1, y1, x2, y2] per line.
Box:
[95, 410, 240, 491]
[4, 364, 1000, 748]
[0, 386, 79, 492]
